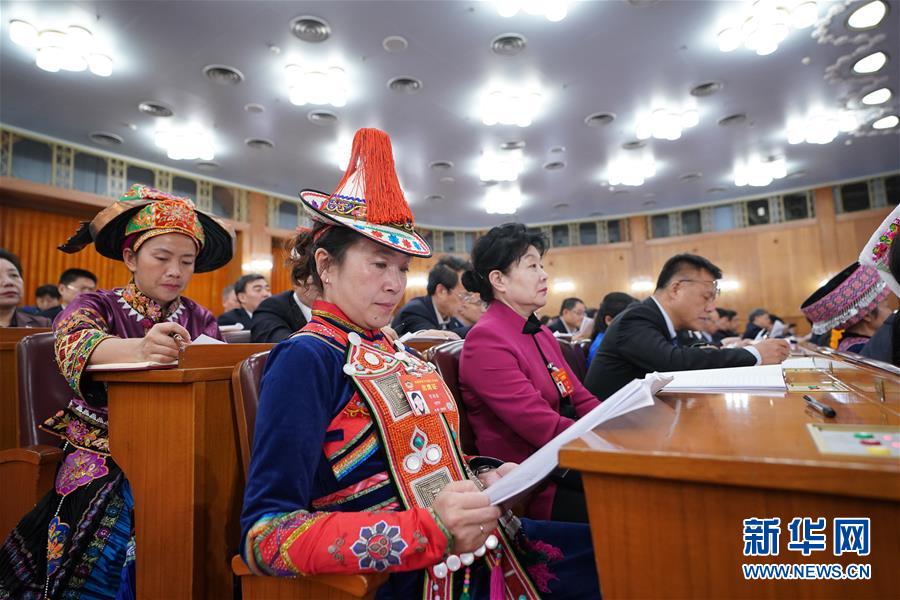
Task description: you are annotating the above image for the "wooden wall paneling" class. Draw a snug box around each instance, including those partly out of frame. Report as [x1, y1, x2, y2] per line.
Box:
[269, 236, 293, 294]
[542, 244, 635, 316]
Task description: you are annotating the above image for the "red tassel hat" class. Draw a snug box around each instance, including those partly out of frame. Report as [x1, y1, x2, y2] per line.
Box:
[299, 128, 432, 257]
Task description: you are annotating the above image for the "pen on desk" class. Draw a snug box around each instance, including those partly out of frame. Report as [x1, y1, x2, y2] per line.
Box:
[803, 394, 836, 418]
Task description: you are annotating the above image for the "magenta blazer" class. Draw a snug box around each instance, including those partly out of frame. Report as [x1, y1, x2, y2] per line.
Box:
[459, 300, 600, 519]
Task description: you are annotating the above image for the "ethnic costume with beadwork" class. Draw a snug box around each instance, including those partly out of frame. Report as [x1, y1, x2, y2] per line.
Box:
[241, 303, 599, 599]
[1, 185, 232, 600]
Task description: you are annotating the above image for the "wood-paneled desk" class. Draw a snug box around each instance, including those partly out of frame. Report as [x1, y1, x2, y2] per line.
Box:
[560, 356, 900, 599]
[0, 327, 50, 450]
[92, 343, 270, 600]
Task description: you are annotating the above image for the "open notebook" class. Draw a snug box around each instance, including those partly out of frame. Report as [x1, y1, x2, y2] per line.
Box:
[652, 364, 787, 393]
[485, 373, 671, 507]
[84, 334, 224, 371]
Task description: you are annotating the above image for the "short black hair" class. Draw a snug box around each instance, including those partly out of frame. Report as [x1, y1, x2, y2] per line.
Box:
[235, 274, 266, 295]
[59, 268, 97, 286]
[427, 256, 472, 296]
[748, 308, 768, 322]
[716, 307, 737, 319]
[36, 284, 61, 299]
[0, 248, 23, 276]
[655, 253, 723, 290]
[559, 297, 584, 313]
[590, 292, 638, 340]
[461, 223, 547, 303]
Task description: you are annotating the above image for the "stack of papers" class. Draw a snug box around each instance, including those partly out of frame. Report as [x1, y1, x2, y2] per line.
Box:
[485, 373, 671, 507]
[653, 364, 787, 393]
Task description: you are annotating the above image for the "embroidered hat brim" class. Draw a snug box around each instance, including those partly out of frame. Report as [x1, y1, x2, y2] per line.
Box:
[800, 262, 890, 334]
[60, 199, 235, 273]
[299, 189, 432, 258]
[859, 203, 900, 297]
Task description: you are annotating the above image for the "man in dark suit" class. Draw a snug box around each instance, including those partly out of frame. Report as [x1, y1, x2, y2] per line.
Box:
[250, 280, 317, 343]
[218, 273, 270, 329]
[41, 268, 97, 322]
[585, 253, 791, 399]
[548, 297, 586, 336]
[392, 256, 472, 338]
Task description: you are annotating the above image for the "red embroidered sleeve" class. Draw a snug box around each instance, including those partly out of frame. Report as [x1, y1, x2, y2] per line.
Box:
[244, 507, 449, 577]
[53, 306, 115, 398]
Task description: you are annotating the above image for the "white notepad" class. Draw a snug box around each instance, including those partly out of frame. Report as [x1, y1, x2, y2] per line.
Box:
[653, 364, 787, 393]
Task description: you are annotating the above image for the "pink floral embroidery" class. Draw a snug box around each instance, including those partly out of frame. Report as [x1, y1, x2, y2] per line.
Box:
[55, 449, 109, 496]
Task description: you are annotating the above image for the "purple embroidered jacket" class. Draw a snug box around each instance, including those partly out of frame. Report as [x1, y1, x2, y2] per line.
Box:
[42, 281, 221, 454]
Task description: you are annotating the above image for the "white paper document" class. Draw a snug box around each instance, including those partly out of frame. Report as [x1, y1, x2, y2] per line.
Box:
[653, 364, 787, 393]
[485, 373, 670, 507]
[192, 333, 225, 345]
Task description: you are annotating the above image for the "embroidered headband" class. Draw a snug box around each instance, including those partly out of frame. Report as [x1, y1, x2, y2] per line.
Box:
[800, 262, 890, 334]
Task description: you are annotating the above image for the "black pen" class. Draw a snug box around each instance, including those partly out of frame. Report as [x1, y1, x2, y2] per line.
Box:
[803, 394, 836, 418]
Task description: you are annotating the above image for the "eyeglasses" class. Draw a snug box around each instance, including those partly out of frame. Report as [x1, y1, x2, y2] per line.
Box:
[676, 279, 720, 300]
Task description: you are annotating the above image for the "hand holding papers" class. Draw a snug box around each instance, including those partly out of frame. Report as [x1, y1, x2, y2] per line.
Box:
[485, 373, 671, 507]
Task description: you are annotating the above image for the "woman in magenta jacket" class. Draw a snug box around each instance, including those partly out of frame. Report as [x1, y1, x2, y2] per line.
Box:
[458, 223, 600, 522]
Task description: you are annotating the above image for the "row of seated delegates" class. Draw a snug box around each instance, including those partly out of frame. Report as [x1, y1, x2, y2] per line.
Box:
[217, 273, 272, 329]
[391, 255, 475, 340]
[800, 261, 893, 354]
[742, 307, 790, 340]
[457, 224, 601, 523]
[586, 292, 638, 366]
[859, 204, 900, 365]
[249, 276, 316, 343]
[241, 128, 598, 599]
[584, 254, 793, 400]
[0, 185, 234, 599]
[42, 268, 99, 322]
[0, 249, 51, 327]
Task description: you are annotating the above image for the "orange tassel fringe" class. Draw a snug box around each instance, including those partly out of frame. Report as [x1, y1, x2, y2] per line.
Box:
[335, 128, 413, 225]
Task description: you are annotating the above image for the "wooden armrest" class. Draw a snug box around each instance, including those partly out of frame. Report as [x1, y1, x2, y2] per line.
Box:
[231, 555, 388, 598]
[0, 444, 64, 465]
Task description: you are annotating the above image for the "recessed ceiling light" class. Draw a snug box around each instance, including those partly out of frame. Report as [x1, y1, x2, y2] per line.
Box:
[690, 81, 723, 97]
[622, 140, 646, 150]
[196, 161, 219, 171]
[425, 194, 445, 202]
[852, 51, 887, 74]
[429, 160, 454, 171]
[500, 140, 526, 150]
[549, 146, 565, 153]
[491, 33, 527, 56]
[243, 103, 265, 114]
[718, 113, 748, 127]
[636, 107, 699, 140]
[872, 115, 899, 129]
[307, 110, 338, 125]
[291, 16, 331, 42]
[245, 138, 275, 150]
[847, 1, 888, 30]
[203, 64, 244, 85]
[156, 124, 215, 160]
[382, 35, 408, 52]
[138, 101, 173, 117]
[387, 76, 423, 94]
[544, 161, 566, 171]
[585, 112, 615, 127]
[287, 66, 348, 107]
[89, 131, 123, 146]
[861, 87, 892, 105]
[482, 86, 542, 127]
[706, 187, 727, 193]
[679, 172, 703, 181]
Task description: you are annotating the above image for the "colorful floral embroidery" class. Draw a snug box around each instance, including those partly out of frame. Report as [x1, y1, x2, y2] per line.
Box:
[55, 449, 110, 496]
[246, 511, 326, 577]
[46, 516, 70, 577]
[118, 280, 184, 327]
[871, 220, 899, 262]
[54, 308, 113, 396]
[41, 402, 110, 454]
[350, 520, 407, 571]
